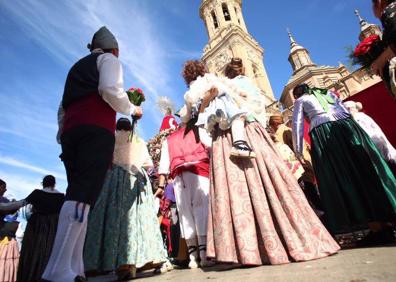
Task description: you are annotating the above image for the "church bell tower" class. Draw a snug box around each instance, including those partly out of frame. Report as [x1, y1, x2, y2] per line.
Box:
[200, 0, 276, 106]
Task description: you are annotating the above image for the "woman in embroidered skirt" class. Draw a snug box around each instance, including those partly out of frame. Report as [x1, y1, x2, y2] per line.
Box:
[84, 118, 170, 280]
[182, 59, 340, 266]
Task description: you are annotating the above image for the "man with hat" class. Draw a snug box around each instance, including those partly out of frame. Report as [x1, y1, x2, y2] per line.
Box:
[41, 26, 142, 282]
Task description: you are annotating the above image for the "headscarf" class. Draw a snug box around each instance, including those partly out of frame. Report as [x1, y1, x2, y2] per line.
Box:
[308, 87, 335, 112]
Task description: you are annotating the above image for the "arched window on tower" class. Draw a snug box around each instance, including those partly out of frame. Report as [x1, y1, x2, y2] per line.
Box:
[211, 11, 219, 29]
[222, 3, 231, 21]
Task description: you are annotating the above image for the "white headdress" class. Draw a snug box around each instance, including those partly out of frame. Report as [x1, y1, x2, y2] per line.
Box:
[156, 96, 175, 114]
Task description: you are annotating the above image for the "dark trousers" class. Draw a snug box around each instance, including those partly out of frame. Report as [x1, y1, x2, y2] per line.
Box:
[60, 125, 115, 206]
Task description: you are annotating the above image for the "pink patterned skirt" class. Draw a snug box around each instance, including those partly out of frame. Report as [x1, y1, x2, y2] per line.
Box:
[0, 237, 19, 282]
[207, 122, 340, 265]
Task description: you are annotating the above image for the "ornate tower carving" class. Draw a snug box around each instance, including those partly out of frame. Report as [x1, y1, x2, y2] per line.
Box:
[200, 0, 275, 105]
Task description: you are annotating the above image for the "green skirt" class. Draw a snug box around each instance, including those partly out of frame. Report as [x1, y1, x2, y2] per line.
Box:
[83, 165, 167, 271]
[310, 117, 396, 234]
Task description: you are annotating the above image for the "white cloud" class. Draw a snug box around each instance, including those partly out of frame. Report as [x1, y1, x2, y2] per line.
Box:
[0, 169, 64, 199]
[0, 154, 66, 181]
[0, 0, 198, 199]
[0, 101, 58, 146]
[333, 2, 347, 13]
[1, 0, 180, 126]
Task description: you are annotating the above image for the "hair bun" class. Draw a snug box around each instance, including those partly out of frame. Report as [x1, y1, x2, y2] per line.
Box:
[230, 57, 243, 67]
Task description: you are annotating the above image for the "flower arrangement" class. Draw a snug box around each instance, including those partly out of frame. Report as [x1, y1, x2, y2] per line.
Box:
[351, 35, 386, 69]
[127, 87, 145, 106]
[126, 87, 145, 142]
[147, 128, 176, 169]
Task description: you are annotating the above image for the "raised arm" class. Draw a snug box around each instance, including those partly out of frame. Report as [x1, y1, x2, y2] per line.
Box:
[156, 139, 171, 197]
[158, 139, 170, 176]
[199, 87, 219, 113]
[0, 200, 26, 212]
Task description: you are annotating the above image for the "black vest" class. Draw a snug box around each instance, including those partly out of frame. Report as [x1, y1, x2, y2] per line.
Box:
[62, 53, 101, 109]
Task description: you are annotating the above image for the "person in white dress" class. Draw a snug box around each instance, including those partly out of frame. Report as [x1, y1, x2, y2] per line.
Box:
[179, 60, 255, 158]
[344, 101, 396, 166]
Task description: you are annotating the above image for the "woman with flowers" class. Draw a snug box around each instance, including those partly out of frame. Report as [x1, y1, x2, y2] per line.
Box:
[292, 83, 396, 245]
[84, 117, 171, 280]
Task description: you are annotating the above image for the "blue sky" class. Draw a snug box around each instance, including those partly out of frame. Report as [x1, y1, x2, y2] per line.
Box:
[0, 0, 377, 198]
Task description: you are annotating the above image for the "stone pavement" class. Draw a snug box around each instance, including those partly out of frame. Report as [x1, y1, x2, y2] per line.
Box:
[90, 244, 396, 282]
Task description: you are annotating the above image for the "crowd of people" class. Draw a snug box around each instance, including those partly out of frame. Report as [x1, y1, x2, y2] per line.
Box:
[1, 1, 396, 281]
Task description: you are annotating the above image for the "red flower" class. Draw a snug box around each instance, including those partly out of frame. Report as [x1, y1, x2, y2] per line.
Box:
[137, 88, 143, 94]
[354, 34, 380, 57]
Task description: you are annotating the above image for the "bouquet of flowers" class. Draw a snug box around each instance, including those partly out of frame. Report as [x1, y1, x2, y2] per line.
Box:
[351, 34, 386, 69]
[127, 87, 145, 106]
[126, 87, 145, 141]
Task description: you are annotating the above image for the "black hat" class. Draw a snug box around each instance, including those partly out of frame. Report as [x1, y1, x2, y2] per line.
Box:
[87, 26, 119, 51]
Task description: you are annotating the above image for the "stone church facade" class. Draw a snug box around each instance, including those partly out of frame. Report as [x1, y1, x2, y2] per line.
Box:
[198, 2, 382, 119]
[199, 0, 278, 113]
[280, 10, 382, 115]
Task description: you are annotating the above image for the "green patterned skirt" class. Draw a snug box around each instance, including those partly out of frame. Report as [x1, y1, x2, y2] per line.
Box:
[83, 165, 167, 272]
[310, 118, 396, 234]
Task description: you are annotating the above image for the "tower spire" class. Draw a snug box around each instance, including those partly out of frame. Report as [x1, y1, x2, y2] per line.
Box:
[354, 9, 382, 41]
[287, 28, 296, 45]
[286, 29, 315, 73]
[354, 9, 368, 31]
[354, 9, 366, 26]
[287, 28, 304, 54]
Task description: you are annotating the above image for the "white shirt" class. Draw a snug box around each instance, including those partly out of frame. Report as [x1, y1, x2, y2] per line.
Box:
[292, 92, 350, 157]
[158, 140, 171, 175]
[180, 73, 237, 123]
[57, 49, 136, 143]
[96, 51, 136, 116]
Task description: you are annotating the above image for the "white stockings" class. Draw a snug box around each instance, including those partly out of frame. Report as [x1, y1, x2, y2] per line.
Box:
[41, 201, 90, 282]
